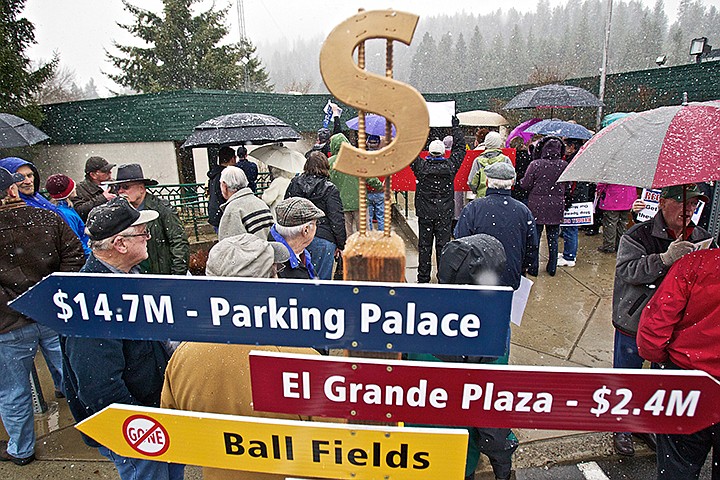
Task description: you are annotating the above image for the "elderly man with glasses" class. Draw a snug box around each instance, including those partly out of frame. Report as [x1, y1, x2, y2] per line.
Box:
[106, 164, 189, 275]
[61, 197, 184, 480]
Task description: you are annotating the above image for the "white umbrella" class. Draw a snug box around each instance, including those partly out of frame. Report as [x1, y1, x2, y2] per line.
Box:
[457, 110, 508, 127]
[250, 144, 306, 174]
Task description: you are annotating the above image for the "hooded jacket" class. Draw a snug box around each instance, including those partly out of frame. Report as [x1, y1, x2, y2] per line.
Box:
[467, 149, 512, 197]
[0, 157, 60, 214]
[328, 134, 382, 212]
[518, 136, 569, 225]
[284, 173, 346, 249]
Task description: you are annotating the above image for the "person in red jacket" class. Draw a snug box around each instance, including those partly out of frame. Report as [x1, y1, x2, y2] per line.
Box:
[637, 248, 720, 479]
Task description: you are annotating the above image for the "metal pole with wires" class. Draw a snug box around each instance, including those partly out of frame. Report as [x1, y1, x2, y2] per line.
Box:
[596, 0, 613, 131]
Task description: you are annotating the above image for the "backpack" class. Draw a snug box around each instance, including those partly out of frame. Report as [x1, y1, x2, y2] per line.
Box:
[470, 150, 509, 197]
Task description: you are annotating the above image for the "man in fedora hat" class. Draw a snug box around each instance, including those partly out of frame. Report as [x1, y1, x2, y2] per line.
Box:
[74, 156, 116, 222]
[107, 164, 189, 275]
[0, 167, 84, 467]
[62, 197, 184, 480]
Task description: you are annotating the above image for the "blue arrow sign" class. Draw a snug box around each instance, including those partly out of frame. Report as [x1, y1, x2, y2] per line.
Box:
[10, 273, 512, 356]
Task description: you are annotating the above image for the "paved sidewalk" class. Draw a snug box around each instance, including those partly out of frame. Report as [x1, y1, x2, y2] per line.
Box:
[1, 202, 655, 479]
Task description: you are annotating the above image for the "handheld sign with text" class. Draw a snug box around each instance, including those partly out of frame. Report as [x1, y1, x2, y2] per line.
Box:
[249, 352, 720, 434]
[77, 404, 467, 479]
[10, 273, 512, 356]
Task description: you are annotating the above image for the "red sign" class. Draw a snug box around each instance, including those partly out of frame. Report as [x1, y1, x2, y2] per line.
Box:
[391, 148, 517, 192]
[122, 414, 170, 456]
[249, 352, 720, 434]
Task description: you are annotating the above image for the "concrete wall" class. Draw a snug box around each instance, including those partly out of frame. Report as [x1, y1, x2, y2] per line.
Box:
[6, 141, 181, 185]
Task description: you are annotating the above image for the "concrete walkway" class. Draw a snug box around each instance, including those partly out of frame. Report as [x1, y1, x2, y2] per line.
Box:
[1, 202, 654, 479]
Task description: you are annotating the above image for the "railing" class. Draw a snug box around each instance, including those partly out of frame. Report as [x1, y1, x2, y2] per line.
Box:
[148, 172, 271, 241]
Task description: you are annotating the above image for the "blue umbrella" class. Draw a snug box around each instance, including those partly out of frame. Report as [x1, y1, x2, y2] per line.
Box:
[525, 119, 593, 140]
[345, 114, 396, 137]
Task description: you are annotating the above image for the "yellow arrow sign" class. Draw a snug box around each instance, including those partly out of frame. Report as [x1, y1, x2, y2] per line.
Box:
[77, 405, 467, 479]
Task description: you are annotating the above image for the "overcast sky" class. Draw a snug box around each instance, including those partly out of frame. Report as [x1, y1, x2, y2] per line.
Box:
[24, 0, 720, 96]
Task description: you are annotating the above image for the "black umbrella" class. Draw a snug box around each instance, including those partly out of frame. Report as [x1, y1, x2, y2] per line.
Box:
[181, 113, 300, 149]
[0, 113, 50, 149]
[504, 84, 603, 110]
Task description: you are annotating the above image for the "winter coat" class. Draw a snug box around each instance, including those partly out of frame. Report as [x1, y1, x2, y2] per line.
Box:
[511, 149, 532, 202]
[218, 188, 275, 241]
[454, 188, 539, 290]
[62, 254, 170, 448]
[74, 177, 109, 222]
[138, 192, 190, 275]
[328, 134, 383, 212]
[518, 137, 568, 225]
[261, 176, 291, 220]
[161, 343, 322, 480]
[285, 173, 346, 249]
[637, 249, 720, 377]
[612, 212, 714, 336]
[206, 164, 226, 228]
[56, 201, 91, 256]
[236, 159, 259, 193]
[0, 200, 85, 334]
[410, 127, 465, 219]
[596, 183, 637, 211]
[467, 149, 512, 197]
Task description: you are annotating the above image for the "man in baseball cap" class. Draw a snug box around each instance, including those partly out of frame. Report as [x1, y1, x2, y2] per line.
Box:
[74, 156, 116, 222]
[62, 196, 184, 480]
[270, 197, 325, 279]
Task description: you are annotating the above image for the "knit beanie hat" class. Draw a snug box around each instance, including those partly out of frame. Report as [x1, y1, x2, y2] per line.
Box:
[484, 132, 503, 149]
[45, 174, 75, 200]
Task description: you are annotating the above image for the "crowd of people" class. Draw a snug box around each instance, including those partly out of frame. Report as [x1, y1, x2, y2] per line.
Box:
[0, 105, 718, 480]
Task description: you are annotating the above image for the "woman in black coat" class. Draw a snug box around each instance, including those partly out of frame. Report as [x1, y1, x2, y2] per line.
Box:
[284, 151, 346, 280]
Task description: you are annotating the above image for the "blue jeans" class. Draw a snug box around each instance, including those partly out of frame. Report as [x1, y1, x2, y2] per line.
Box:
[367, 192, 385, 231]
[536, 224, 560, 275]
[99, 446, 185, 480]
[0, 323, 64, 458]
[560, 226, 578, 260]
[612, 330, 645, 369]
[306, 236, 337, 280]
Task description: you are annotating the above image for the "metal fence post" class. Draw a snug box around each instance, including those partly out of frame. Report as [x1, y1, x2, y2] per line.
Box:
[30, 364, 48, 414]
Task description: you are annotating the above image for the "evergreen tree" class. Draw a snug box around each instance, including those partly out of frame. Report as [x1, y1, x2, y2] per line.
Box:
[452, 33, 472, 91]
[107, 0, 272, 93]
[408, 32, 437, 92]
[0, 0, 55, 123]
[434, 33, 454, 92]
[466, 26, 485, 89]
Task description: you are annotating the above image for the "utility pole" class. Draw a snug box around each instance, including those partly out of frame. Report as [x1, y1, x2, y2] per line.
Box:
[236, 0, 246, 41]
[596, 0, 613, 131]
[236, 0, 250, 92]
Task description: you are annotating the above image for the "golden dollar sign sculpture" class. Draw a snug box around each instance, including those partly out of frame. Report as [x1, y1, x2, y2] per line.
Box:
[320, 9, 430, 282]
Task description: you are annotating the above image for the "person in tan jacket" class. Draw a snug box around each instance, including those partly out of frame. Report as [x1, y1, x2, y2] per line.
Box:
[161, 234, 326, 480]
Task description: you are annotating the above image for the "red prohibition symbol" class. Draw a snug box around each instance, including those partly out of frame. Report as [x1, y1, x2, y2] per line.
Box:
[122, 414, 170, 457]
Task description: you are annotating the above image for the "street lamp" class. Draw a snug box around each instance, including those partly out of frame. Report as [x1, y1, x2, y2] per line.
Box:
[690, 37, 711, 64]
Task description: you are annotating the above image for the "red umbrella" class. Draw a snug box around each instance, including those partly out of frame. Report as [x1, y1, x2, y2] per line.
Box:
[559, 100, 720, 188]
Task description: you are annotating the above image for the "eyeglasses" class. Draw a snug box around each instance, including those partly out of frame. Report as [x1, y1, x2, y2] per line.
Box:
[119, 231, 151, 240]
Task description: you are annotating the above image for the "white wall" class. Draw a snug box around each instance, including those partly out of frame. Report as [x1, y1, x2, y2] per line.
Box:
[10, 141, 181, 185]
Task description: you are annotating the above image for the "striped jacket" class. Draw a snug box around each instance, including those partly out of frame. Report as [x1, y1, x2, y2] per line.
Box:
[218, 188, 274, 241]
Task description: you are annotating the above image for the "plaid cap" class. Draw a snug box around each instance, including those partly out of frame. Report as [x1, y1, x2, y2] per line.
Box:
[275, 197, 325, 227]
[660, 184, 709, 203]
